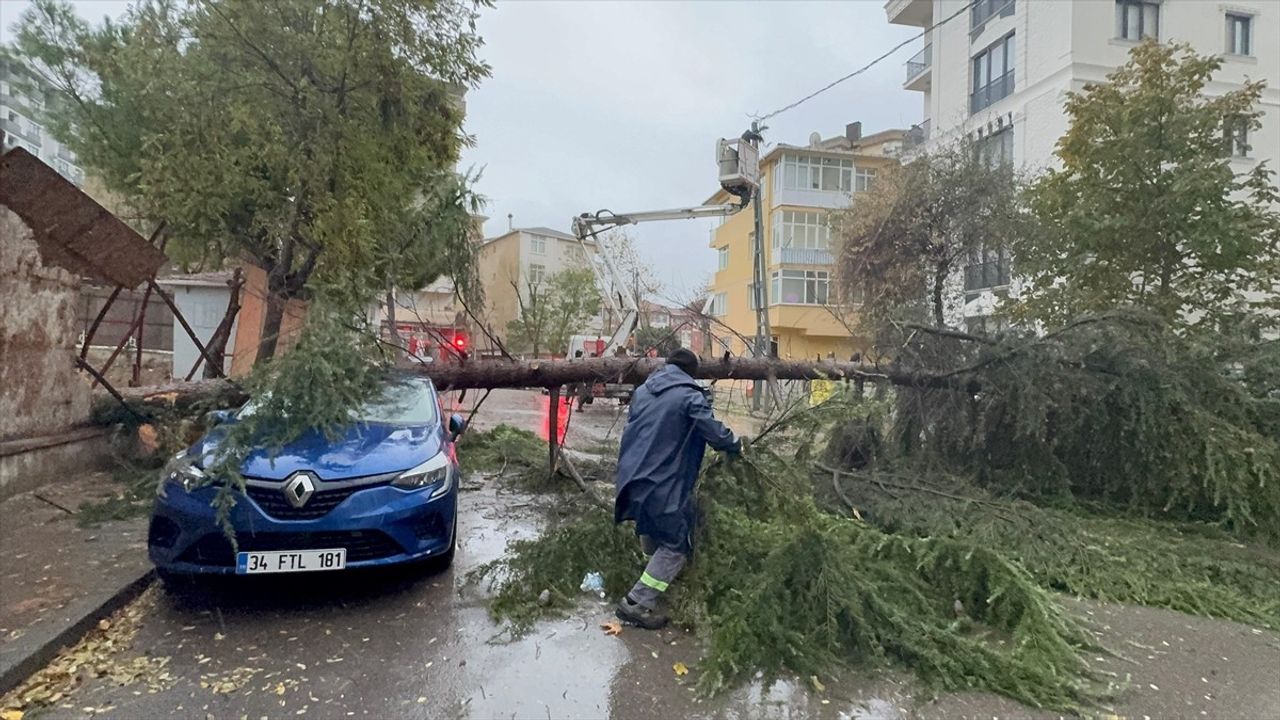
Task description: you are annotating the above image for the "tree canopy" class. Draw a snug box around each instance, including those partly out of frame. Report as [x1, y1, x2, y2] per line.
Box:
[16, 0, 491, 361]
[1014, 40, 1280, 334]
[832, 140, 1029, 330]
[505, 268, 601, 357]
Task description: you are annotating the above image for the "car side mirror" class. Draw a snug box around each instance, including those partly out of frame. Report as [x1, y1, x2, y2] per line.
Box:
[448, 413, 467, 439]
[205, 409, 235, 427]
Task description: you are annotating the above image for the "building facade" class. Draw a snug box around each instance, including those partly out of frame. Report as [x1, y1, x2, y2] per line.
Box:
[706, 124, 906, 360]
[476, 226, 599, 354]
[0, 51, 85, 186]
[889, 0, 1280, 329]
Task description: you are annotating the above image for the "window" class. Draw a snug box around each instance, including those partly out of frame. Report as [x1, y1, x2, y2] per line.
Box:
[855, 168, 877, 193]
[770, 269, 830, 305]
[565, 245, 586, 264]
[1226, 13, 1252, 56]
[709, 292, 728, 317]
[717, 246, 728, 270]
[971, 0, 1014, 30]
[1116, 0, 1159, 42]
[780, 154, 853, 193]
[977, 127, 1014, 167]
[528, 263, 546, 286]
[1223, 116, 1249, 158]
[530, 236, 546, 254]
[772, 210, 831, 250]
[964, 247, 1010, 303]
[971, 34, 1015, 113]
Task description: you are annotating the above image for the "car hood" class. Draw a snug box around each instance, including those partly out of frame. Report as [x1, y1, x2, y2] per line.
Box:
[196, 422, 444, 481]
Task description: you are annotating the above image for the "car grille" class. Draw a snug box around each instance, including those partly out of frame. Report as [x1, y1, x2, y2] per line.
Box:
[176, 530, 403, 567]
[244, 482, 387, 521]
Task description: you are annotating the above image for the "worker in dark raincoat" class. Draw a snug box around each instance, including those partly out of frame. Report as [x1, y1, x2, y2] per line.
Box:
[613, 348, 741, 629]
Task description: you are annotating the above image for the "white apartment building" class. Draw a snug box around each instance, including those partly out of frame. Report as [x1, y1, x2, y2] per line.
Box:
[889, 0, 1280, 330]
[1, 51, 85, 186]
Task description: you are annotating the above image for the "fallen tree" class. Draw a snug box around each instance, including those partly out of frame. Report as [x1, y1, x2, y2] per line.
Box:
[89, 356, 953, 424]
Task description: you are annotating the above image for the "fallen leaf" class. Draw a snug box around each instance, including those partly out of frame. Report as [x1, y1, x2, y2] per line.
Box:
[810, 675, 826, 693]
[673, 662, 689, 677]
[600, 621, 622, 637]
[275, 683, 286, 696]
[2, 709, 25, 720]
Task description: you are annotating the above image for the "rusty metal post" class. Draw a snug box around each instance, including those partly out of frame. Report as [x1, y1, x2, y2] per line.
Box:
[81, 285, 122, 360]
[131, 282, 155, 386]
[91, 300, 147, 389]
[548, 386, 561, 476]
[148, 279, 226, 379]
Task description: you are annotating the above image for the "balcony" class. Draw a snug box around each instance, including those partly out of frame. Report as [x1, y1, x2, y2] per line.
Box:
[771, 247, 833, 266]
[904, 44, 932, 91]
[885, 0, 932, 27]
[970, 73, 1014, 114]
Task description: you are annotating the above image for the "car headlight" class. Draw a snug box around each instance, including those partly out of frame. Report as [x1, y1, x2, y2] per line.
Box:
[159, 452, 205, 495]
[392, 452, 454, 498]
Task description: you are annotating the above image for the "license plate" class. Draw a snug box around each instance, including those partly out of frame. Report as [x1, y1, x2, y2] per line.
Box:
[236, 548, 347, 575]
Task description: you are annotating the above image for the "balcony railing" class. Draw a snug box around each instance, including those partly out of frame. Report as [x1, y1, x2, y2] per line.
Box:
[970, 73, 1014, 113]
[964, 259, 1010, 292]
[772, 247, 834, 266]
[905, 44, 932, 83]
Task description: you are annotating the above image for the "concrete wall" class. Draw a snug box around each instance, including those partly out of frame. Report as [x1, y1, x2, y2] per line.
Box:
[0, 208, 91, 442]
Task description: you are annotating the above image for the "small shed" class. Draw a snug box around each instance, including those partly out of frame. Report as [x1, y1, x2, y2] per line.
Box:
[156, 271, 237, 378]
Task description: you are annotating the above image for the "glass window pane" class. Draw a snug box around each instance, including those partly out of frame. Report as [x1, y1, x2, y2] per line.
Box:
[821, 165, 839, 191]
[1005, 34, 1015, 73]
[1141, 2, 1157, 38]
[991, 43, 1004, 79]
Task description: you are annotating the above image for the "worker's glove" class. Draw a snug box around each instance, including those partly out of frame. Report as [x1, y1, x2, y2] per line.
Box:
[727, 435, 748, 459]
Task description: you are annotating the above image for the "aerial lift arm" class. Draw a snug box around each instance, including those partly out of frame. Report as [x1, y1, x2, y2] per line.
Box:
[572, 136, 761, 355]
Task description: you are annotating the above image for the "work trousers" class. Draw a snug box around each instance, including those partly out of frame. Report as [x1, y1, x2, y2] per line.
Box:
[628, 535, 687, 609]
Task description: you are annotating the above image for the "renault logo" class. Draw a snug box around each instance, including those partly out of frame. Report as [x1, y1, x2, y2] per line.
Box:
[283, 472, 316, 508]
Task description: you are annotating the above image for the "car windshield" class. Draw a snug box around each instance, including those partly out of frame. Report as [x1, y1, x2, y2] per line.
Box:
[355, 378, 438, 426]
[237, 377, 437, 426]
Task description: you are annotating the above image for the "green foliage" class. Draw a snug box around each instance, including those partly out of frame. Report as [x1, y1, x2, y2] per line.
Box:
[832, 140, 1030, 329]
[633, 325, 680, 356]
[468, 506, 644, 636]
[474, 442, 1101, 711]
[893, 314, 1280, 542]
[1015, 40, 1280, 333]
[505, 268, 601, 356]
[844, 477, 1280, 629]
[457, 424, 552, 490]
[16, 0, 490, 361]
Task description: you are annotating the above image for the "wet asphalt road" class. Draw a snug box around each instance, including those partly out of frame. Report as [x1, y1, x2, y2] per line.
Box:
[23, 391, 1280, 719]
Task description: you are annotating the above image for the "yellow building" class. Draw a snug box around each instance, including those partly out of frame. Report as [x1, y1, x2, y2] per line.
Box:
[706, 123, 905, 360]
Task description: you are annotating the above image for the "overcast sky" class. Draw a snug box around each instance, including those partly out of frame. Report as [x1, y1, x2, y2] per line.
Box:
[2, 0, 921, 300]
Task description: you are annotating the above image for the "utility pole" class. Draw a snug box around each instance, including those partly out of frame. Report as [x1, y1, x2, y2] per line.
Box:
[745, 121, 772, 410]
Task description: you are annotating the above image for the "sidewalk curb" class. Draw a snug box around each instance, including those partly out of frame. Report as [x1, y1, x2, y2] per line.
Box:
[0, 568, 156, 696]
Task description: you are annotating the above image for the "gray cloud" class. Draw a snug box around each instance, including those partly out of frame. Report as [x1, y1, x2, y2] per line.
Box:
[3, 0, 922, 300]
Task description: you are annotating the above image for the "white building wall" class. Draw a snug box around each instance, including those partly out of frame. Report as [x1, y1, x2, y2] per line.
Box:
[896, 0, 1280, 326]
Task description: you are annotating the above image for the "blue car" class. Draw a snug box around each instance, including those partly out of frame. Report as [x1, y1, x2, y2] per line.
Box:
[148, 374, 465, 581]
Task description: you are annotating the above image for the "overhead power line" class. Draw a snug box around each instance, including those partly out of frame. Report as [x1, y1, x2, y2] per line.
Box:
[755, 0, 979, 123]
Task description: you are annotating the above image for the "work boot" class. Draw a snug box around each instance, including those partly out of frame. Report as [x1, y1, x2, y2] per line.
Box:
[615, 595, 668, 630]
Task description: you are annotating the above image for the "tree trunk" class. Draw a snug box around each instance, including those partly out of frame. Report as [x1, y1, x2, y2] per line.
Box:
[931, 261, 948, 328]
[255, 273, 288, 366]
[385, 282, 402, 363]
[91, 357, 981, 425]
[199, 269, 244, 380]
